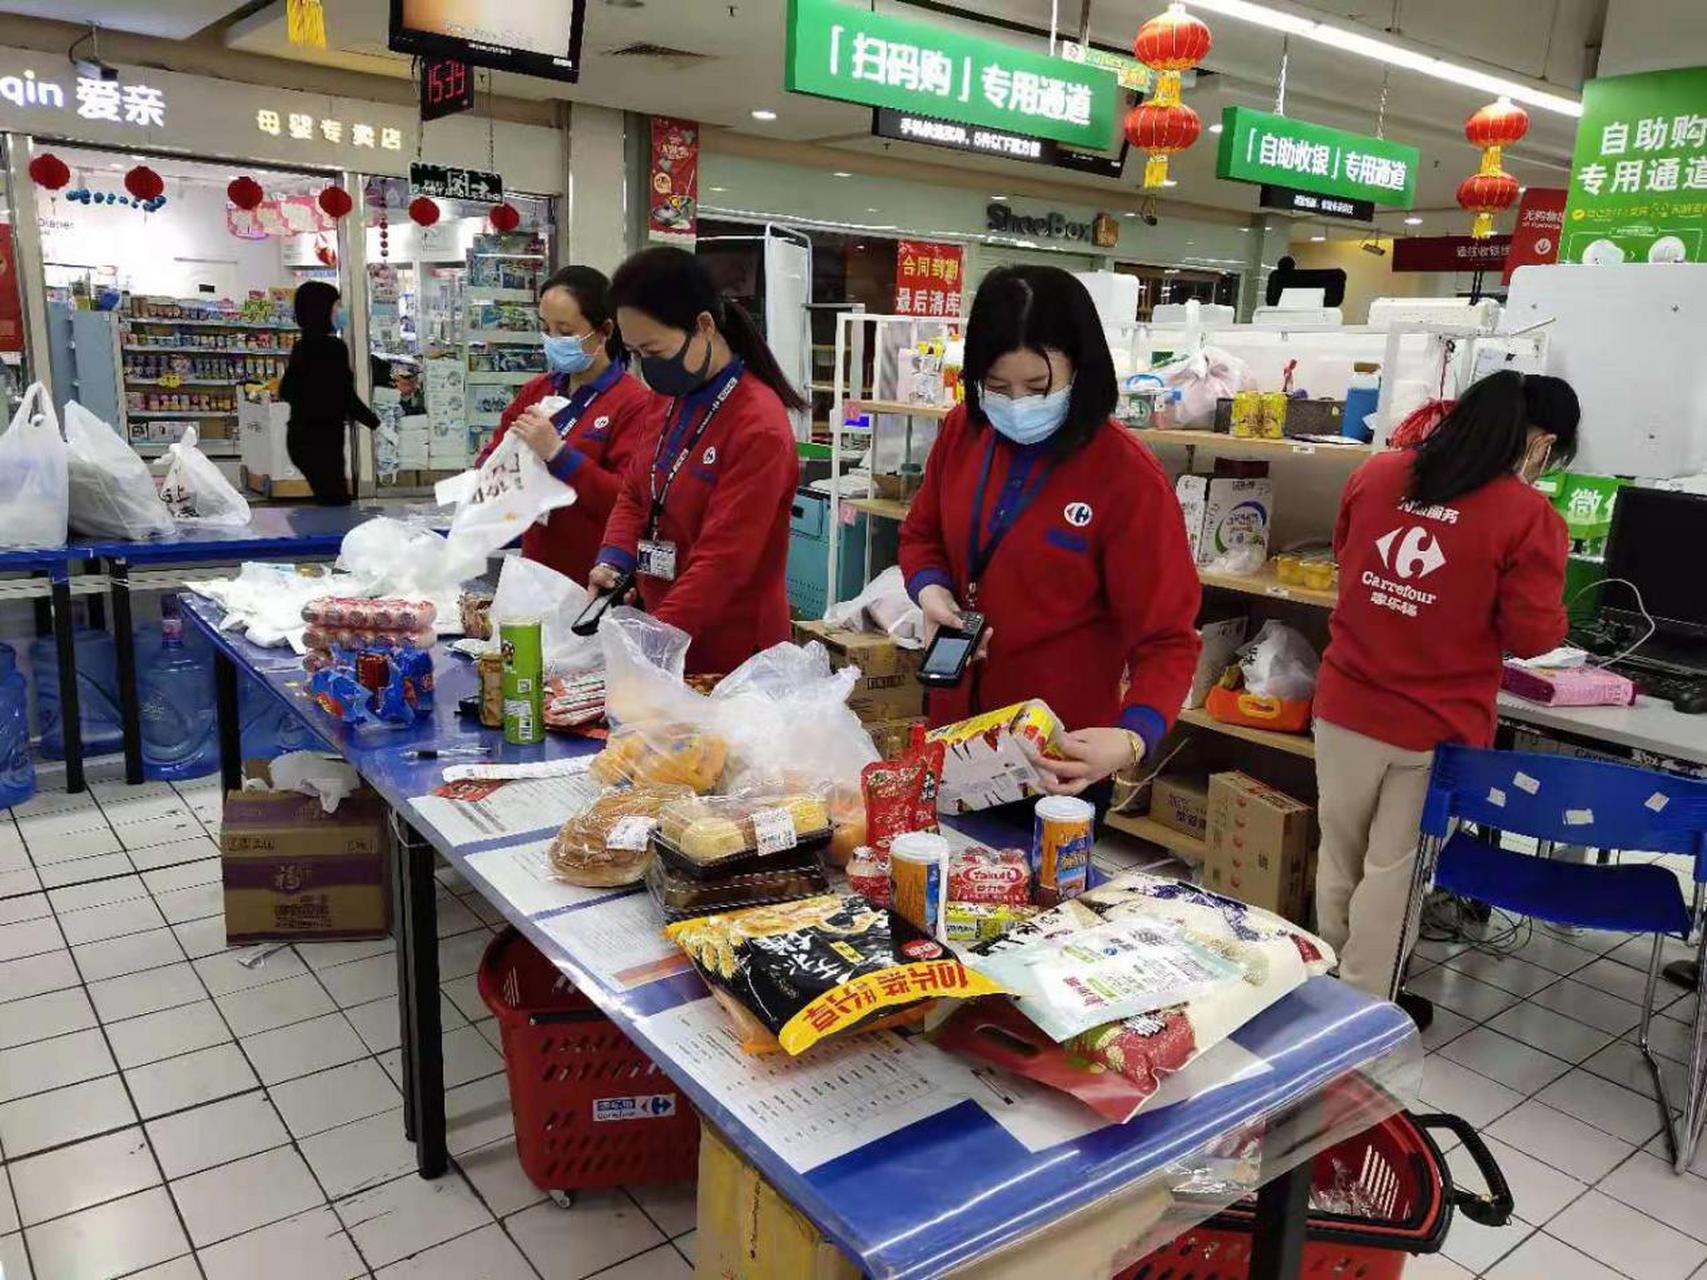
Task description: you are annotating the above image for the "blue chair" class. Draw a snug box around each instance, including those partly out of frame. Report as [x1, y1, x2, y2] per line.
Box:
[1399, 743, 1707, 1172]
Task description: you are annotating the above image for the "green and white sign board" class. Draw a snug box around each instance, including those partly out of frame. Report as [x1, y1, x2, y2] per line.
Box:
[784, 0, 1117, 151]
[1562, 66, 1707, 264]
[1215, 106, 1419, 209]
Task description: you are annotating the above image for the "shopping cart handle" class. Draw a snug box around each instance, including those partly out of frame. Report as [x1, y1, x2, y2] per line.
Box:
[1413, 1112, 1515, 1228]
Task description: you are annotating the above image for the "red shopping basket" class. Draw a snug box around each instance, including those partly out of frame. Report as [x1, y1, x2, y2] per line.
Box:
[1118, 1079, 1511, 1280]
[478, 927, 700, 1193]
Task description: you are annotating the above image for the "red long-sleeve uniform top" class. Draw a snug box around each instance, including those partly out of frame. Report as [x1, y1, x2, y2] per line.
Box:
[1318, 449, 1569, 751]
[597, 364, 799, 676]
[898, 409, 1202, 749]
[475, 362, 658, 585]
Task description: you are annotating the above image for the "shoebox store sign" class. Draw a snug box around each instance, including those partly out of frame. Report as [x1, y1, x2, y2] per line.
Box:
[1217, 106, 1419, 209]
[785, 0, 1117, 151]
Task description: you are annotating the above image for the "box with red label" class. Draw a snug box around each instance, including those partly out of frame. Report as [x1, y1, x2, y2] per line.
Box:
[1202, 771, 1314, 923]
[928, 699, 1066, 812]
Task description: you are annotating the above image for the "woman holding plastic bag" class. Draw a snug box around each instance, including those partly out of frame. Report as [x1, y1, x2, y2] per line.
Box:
[899, 266, 1202, 795]
[1315, 371, 1578, 1016]
[473, 266, 656, 584]
[588, 248, 805, 676]
[279, 281, 377, 506]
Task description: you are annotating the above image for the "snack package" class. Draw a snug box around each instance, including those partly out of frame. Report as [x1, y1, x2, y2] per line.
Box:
[663, 894, 1005, 1055]
[861, 728, 944, 854]
[929, 699, 1066, 812]
[589, 724, 727, 792]
[548, 785, 693, 887]
[656, 793, 831, 868]
[948, 846, 1031, 905]
[301, 597, 438, 631]
[543, 673, 607, 730]
[303, 623, 437, 652]
[846, 847, 890, 906]
[945, 902, 1039, 944]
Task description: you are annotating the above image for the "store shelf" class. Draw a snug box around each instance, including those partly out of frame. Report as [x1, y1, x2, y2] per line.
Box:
[846, 496, 912, 521]
[125, 377, 244, 387]
[135, 441, 239, 457]
[128, 410, 236, 419]
[1135, 428, 1371, 460]
[122, 344, 289, 356]
[465, 329, 543, 345]
[466, 370, 539, 385]
[467, 288, 536, 303]
[847, 399, 953, 419]
[1104, 812, 1207, 863]
[1176, 707, 1316, 758]
[129, 318, 293, 330]
[1198, 564, 1337, 608]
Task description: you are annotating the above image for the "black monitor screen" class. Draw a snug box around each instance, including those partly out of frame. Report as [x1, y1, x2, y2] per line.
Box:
[1603, 486, 1707, 639]
[390, 0, 586, 82]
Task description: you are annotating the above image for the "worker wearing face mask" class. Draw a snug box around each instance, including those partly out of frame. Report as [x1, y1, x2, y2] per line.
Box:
[476, 266, 658, 585]
[899, 266, 1202, 798]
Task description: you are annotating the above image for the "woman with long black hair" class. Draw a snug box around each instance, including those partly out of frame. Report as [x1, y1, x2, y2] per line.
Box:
[278, 281, 377, 506]
[1316, 370, 1580, 1013]
[589, 247, 807, 675]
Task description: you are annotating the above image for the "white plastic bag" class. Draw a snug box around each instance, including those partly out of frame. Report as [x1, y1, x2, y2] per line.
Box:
[489, 554, 600, 676]
[1203, 543, 1267, 577]
[440, 433, 577, 581]
[0, 382, 68, 548]
[158, 426, 251, 526]
[824, 564, 925, 647]
[63, 400, 174, 539]
[1239, 621, 1320, 701]
[1155, 346, 1251, 428]
[709, 641, 878, 794]
[599, 607, 692, 728]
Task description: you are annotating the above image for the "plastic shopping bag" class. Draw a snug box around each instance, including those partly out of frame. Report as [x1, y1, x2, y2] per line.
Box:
[489, 554, 600, 676]
[0, 382, 69, 548]
[1239, 620, 1320, 700]
[1155, 346, 1251, 428]
[158, 427, 252, 527]
[63, 401, 174, 539]
[824, 565, 925, 647]
[439, 432, 576, 582]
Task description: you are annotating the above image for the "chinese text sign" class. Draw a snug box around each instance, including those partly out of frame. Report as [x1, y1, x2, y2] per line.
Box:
[894, 241, 964, 317]
[1216, 107, 1418, 209]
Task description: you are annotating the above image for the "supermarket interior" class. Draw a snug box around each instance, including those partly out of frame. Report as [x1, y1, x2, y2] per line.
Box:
[0, 1, 1706, 1278]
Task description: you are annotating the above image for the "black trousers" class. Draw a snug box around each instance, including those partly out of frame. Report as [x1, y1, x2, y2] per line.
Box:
[286, 424, 351, 506]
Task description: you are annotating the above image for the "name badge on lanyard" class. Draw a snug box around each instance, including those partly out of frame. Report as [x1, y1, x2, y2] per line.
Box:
[643, 366, 741, 583]
[637, 538, 678, 581]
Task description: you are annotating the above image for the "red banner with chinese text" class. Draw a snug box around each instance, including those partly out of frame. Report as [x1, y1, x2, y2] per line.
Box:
[1502, 187, 1568, 284]
[0, 226, 21, 353]
[648, 117, 699, 244]
[894, 240, 965, 317]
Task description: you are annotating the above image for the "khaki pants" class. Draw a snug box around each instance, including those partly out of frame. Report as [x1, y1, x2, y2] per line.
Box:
[1314, 719, 1436, 999]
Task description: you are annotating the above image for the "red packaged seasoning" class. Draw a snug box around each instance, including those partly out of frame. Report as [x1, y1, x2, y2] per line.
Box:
[846, 847, 890, 907]
[948, 846, 1031, 906]
[861, 727, 944, 856]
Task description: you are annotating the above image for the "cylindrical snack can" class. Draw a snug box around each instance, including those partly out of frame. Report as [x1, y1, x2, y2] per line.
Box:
[889, 831, 950, 941]
[1261, 390, 1290, 439]
[1033, 795, 1095, 904]
[1230, 389, 1261, 437]
[500, 618, 544, 745]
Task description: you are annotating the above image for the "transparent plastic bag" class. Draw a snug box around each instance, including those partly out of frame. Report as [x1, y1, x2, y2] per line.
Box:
[710, 641, 879, 797]
[599, 607, 693, 728]
[1203, 543, 1266, 577]
[0, 382, 68, 548]
[1239, 620, 1320, 700]
[440, 432, 576, 581]
[1154, 346, 1251, 428]
[335, 516, 463, 612]
[63, 401, 174, 539]
[159, 426, 251, 526]
[489, 554, 600, 676]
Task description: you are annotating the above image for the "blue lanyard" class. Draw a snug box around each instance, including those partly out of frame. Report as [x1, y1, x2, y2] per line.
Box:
[966, 435, 1055, 598]
[548, 359, 625, 437]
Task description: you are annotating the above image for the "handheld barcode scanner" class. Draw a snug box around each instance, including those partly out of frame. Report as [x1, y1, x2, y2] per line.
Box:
[571, 570, 636, 636]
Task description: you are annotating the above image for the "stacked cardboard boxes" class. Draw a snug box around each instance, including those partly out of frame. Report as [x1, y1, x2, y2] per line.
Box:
[791, 620, 924, 724]
[1202, 771, 1314, 922]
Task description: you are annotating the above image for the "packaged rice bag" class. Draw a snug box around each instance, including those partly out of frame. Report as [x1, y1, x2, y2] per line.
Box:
[663, 894, 1005, 1055]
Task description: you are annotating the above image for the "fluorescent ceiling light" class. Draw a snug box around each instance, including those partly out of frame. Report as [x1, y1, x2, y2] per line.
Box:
[1404, 215, 1423, 225]
[832, 170, 852, 178]
[1208, 122, 1224, 133]
[708, 186, 727, 193]
[1161, 179, 1178, 187]
[1182, 0, 1581, 116]
[1309, 233, 1327, 241]
[990, 194, 1008, 201]
[751, 109, 777, 121]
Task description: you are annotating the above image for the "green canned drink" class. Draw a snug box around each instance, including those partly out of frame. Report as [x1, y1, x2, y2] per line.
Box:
[499, 618, 544, 745]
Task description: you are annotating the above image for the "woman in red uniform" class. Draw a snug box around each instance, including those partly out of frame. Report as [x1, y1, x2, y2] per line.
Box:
[589, 248, 806, 675]
[476, 265, 655, 584]
[900, 266, 1201, 794]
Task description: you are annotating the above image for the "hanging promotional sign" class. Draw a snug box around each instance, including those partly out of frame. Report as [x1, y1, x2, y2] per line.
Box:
[1258, 184, 1374, 221]
[1561, 66, 1707, 264]
[409, 162, 502, 203]
[648, 116, 699, 243]
[1217, 107, 1418, 209]
[1503, 187, 1568, 282]
[871, 108, 1124, 177]
[1391, 235, 1512, 272]
[0, 226, 21, 354]
[784, 0, 1116, 151]
[894, 240, 964, 317]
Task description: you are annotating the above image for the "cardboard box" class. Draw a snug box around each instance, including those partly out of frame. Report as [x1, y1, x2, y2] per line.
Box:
[791, 619, 924, 722]
[866, 715, 927, 760]
[222, 769, 391, 943]
[1186, 616, 1248, 710]
[1203, 771, 1313, 921]
[928, 699, 1064, 813]
[697, 1125, 860, 1280]
[1149, 774, 1210, 841]
[1175, 474, 1273, 567]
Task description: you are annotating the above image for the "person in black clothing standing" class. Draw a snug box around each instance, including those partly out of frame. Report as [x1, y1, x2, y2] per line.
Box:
[279, 281, 378, 505]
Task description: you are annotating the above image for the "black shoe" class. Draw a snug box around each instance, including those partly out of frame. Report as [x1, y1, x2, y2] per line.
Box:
[1396, 990, 1434, 1032]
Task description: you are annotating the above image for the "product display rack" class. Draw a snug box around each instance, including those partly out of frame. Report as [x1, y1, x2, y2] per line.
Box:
[459, 234, 548, 462]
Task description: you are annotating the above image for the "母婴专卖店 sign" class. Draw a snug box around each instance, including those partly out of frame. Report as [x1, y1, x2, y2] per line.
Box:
[785, 0, 1116, 151]
[1217, 107, 1418, 209]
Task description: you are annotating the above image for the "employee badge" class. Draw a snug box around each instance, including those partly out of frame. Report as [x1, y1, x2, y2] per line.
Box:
[637, 538, 678, 581]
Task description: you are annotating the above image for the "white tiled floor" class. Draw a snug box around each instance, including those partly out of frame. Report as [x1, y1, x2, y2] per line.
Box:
[0, 768, 696, 1279]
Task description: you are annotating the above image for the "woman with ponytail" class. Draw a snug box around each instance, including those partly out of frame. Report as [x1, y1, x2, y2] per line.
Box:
[1315, 370, 1580, 1018]
[591, 247, 804, 674]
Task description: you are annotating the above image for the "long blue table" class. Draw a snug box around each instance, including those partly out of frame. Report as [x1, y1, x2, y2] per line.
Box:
[183, 595, 1421, 1279]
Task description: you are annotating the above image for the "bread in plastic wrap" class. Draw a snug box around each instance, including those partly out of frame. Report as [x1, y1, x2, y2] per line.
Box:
[588, 725, 727, 792]
[657, 793, 830, 864]
[547, 784, 693, 887]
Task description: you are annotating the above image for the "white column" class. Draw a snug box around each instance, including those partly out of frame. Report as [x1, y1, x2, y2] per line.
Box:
[5, 134, 52, 393]
[564, 103, 631, 273]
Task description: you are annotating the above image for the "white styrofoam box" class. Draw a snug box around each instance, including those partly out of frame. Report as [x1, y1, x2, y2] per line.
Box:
[1175, 474, 1273, 567]
[237, 398, 299, 481]
[1074, 270, 1140, 328]
[1367, 297, 1502, 329]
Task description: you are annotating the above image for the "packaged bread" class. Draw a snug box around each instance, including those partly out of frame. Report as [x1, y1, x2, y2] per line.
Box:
[547, 784, 693, 887]
[588, 724, 727, 792]
[656, 793, 830, 866]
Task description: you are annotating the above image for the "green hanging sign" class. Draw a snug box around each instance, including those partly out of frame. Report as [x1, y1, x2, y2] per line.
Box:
[1215, 106, 1419, 209]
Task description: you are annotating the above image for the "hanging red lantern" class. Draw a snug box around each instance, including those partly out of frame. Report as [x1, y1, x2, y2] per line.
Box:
[408, 196, 440, 227]
[317, 185, 353, 219]
[227, 176, 264, 210]
[123, 165, 164, 203]
[487, 201, 520, 232]
[1457, 97, 1529, 238]
[27, 153, 70, 191]
[1457, 172, 1521, 239]
[1130, 3, 1213, 188]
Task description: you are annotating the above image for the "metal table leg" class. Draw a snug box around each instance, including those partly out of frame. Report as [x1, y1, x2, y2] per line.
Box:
[214, 649, 242, 798]
[50, 569, 85, 794]
[85, 559, 106, 630]
[390, 814, 446, 1177]
[111, 561, 145, 785]
[1247, 1155, 1312, 1280]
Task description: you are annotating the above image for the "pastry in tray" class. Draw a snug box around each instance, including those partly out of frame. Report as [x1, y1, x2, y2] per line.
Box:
[588, 726, 727, 792]
[644, 855, 830, 921]
[656, 793, 831, 864]
[547, 784, 693, 887]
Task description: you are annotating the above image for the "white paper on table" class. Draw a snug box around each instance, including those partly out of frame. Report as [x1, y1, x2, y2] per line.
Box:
[442, 758, 594, 783]
[463, 837, 626, 919]
[407, 771, 602, 844]
[638, 998, 965, 1172]
[954, 1061, 1104, 1152]
[539, 891, 693, 992]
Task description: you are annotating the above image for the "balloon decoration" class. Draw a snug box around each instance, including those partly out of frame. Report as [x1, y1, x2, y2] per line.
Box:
[227, 176, 265, 210]
[488, 201, 520, 232]
[408, 195, 441, 227]
[1458, 97, 1528, 238]
[124, 165, 164, 203]
[317, 185, 354, 219]
[1127, 3, 1212, 188]
[27, 152, 70, 191]
[64, 187, 167, 213]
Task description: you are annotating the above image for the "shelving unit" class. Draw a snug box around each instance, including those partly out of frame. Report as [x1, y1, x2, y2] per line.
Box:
[845, 497, 912, 522]
[1177, 708, 1316, 759]
[1135, 427, 1371, 460]
[1198, 564, 1337, 608]
[1104, 812, 1208, 863]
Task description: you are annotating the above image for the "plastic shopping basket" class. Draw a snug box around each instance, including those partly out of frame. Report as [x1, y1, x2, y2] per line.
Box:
[478, 927, 700, 1193]
[1118, 1080, 1511, 1280]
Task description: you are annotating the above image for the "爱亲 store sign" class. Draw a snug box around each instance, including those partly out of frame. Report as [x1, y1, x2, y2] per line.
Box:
[0, 67, 166, 127]
[1216, 106, 1419, 209]
[784, 0, 1116, 151]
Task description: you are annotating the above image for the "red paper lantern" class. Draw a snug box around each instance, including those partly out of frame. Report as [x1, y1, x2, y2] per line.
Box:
[1465, 98, 1529, 152]
[1458, 96, 1529, 237]
[488, 202, 520, 232]
[1133, 3, 1213, 70]
[317, 185, 353, 219]
[1457, 171, 1520, 239]
[1124, 101, 1202, 188]
[1130, 4, 1213, 188]
[408, 196, 440, 227]
[27, 153, 70, 191]
[227, 176, 264, 210]
[123, 165, 164, 202]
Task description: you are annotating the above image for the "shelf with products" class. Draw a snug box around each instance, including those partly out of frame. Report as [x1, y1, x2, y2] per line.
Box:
[466, 287, 536, 303]
[122, 344, 291, 356]
[127, 318, 296, 331]
[1176, 708, 1316, 759]
[1104, 812, 1208, 863]
[1198, 564, 1337, 609]
[1135, 428, 1371, 461]
[126, 377, 246, 388]
[465, 329, 544, 345]
[134, 439, 240, 457]
[128, 410, 236, 419]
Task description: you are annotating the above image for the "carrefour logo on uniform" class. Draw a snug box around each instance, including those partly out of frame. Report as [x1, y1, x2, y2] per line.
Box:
[1375, 525, 1447, 580]
[1063, 501, 1093, 527]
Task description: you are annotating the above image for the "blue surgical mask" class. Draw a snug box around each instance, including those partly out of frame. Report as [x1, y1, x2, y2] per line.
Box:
[543, 332, 597, 375]
[982, 383, 1073, 445]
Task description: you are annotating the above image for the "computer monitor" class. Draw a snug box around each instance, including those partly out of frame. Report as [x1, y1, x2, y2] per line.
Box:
[1602, 486, 1707, 642]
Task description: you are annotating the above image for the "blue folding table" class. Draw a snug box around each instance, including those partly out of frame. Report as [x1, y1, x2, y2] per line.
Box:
[182, 595, 1421, 1279]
